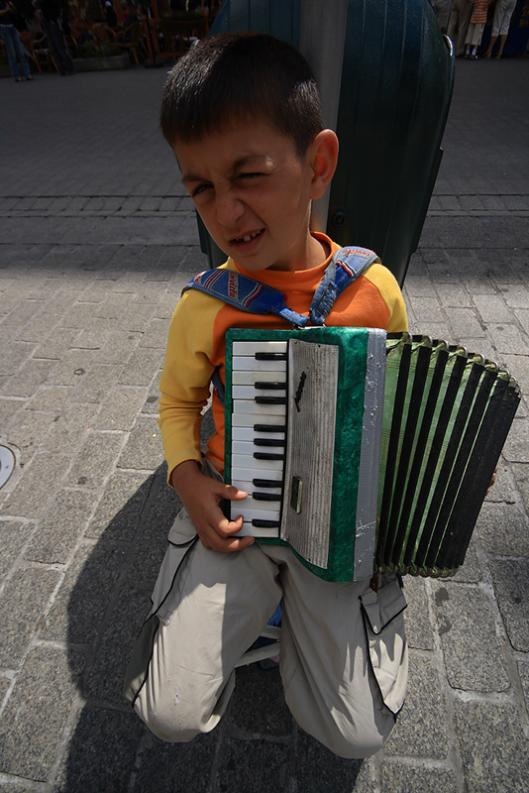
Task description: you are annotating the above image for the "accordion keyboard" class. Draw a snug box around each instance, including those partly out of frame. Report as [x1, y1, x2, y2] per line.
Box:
[230, 340, 289, 538]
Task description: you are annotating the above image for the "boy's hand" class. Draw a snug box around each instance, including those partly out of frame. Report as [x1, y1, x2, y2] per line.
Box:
[171, 461, 254, 553]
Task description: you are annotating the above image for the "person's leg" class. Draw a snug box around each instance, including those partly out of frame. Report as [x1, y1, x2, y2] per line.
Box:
[485, 34, 498, 57]
[274, 546, 408, 759]
[497, 33, 508, 58]
[12, 27, 31, 79]
[1, 26, 20, 79]
[125, 510, 283, 742]
[458, 0, 473, 56]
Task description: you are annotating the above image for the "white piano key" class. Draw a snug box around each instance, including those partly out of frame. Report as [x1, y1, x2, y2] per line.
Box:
[232, 466, 283, 481]
[232, 454, 284, 472]
[233, 370, 286, 385]
[233, 356, 287, 373]
[232, 440, 285, 456]
[231, 479, 283, 494]
[233, 399, 286, 416]
[236, 523, 280, 539]
[232, 384, 286, 399]
[241, 496, 281, 513]
[232, 341, 288, 356]
[241, 507, 282, 522]
[232, 412, 286, 428]
[232, 427, 285, 442]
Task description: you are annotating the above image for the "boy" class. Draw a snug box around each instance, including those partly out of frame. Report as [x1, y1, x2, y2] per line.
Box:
[124, 32, 408, 759]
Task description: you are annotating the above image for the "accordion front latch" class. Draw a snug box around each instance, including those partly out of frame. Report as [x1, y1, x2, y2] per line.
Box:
[290, 476, 303, 514]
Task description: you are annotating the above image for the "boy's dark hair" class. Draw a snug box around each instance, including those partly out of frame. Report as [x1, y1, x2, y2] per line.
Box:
[160, 33, 323, 155]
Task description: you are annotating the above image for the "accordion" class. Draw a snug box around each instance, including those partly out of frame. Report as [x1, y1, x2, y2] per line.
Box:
[223, 327, 520, 582]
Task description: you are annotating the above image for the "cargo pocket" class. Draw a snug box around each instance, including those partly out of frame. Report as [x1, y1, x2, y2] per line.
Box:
[360, 577, 408, 716]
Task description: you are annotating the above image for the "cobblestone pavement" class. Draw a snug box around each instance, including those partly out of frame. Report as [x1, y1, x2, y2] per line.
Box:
[0, 59, 528, 793]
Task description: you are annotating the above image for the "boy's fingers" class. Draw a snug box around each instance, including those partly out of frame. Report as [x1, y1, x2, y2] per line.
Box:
[216, 483, 248, 501]
[215, 514, 244, 538]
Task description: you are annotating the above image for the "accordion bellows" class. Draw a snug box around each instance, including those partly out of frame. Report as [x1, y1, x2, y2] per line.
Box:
[224, 328, 520, 582]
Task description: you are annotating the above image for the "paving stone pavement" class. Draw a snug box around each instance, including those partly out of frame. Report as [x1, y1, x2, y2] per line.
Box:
[0, 59, 528, 792]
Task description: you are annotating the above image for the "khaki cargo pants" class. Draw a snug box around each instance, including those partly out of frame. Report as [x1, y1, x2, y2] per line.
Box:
[123, 508, 408, 759]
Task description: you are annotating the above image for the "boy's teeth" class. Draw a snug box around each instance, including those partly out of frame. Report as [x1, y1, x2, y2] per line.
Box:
[237, 230, 261, 243]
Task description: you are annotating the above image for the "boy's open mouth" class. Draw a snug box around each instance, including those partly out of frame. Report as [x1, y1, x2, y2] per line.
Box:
[231, 228, 265, 245]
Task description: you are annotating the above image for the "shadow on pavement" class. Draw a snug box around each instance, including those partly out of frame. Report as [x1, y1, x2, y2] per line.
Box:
[61, 463, 364, 793]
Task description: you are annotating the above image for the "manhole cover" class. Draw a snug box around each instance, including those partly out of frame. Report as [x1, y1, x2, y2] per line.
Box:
[0, 444, 16, 489]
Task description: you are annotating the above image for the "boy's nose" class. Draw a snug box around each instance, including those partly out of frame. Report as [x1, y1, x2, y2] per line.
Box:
[215, 191, 245, 229]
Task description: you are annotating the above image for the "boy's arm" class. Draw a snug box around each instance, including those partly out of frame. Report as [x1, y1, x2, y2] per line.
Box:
[160, 292, 253, 552]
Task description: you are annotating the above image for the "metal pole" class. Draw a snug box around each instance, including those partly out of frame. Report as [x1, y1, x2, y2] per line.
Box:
[299, 0, 349, 234]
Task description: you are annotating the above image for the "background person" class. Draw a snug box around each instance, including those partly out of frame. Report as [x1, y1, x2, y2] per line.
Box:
[0, 0, 32, 79]
[485, 0, 517, 57]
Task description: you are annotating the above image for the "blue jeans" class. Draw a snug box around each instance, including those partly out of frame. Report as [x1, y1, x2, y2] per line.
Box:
[0, 24, 30, 80]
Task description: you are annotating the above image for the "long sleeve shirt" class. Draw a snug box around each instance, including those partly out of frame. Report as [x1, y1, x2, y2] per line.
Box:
[159, 232, 408, 479]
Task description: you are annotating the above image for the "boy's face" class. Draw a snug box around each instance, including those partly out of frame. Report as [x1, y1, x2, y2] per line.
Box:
[174, 119, 334, 272]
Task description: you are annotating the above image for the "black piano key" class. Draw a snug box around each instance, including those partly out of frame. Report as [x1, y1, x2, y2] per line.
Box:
[254, 382, 286, 390]
[253, 424, 286, 433]
[252, 519, 280, 528]
[255, 396, 287, 405]
[255, 352, 287, 360]
[252, 492, 282, 501]
[252, 478, 282, 488]
[254, 438, 286, 447]
[253, 452, 285, 461]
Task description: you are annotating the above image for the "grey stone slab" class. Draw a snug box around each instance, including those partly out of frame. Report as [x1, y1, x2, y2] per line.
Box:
[384, 651, 448, 759]
[95, 386, 148, 431]
[502, 355, 529, 398]
[476, 502, 529, 557]
[0, 396, 24, 427]
[0, 519, 33, 579]
[0, 566, 62, 668]
[512, 463, 529, 517]
[489, 558, 529, 652]
[18, 312, 62, 344]
[69, 363, 124, 404]
[117, 348, 164, 386]
[132, 731, 217, 793]
[0, 341, 35, 377]
[457, 336, 497, 362]
[502, 417, 529, 463]
[486, 458, 517, 504]
[1, 300, 45, 331]
[225, 664, 293, 738]
[42, 540, 127, 646]
[0, 779, 46, 792]
[41, 403, 99, 455]
[435, 281, 472, 308]
[407, 296, 446, 324]
[488, 323, 529, 356]
[451, 536, 482, 583]
[52, 706, 144, 793]
[514, 308, 529, 335]
[85, 469, 151, 540]
[5, 409, 56, 464]
[453, 698, 529, 793]
[0, 675, 12, 707]
[66, 432, 125, 489]
[472, 294, 515, 323]
[215, 738, 291, 793]
[432, 582, 509, 692]
[2, 453, 72, 519]
[518, 661, 529, 714]
[402, 577, 435, 650]
[43, 350, 98, 387]
[118, 416, 163, 472]
[138, 318, 169, 349]
[0, 645, 83, 780]
[0, 359, 55, 399]
[24, 386, 73, 413]
[96, 331, 143, 365]
[445, 307, 486, 339]
[141, 373, 160, 415]
[293, 730, 375, 793]
[381, 761, 458, 793]
[25, 489, 96, 565]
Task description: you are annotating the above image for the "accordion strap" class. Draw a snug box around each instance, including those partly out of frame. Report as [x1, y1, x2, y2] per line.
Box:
[182, 245, 379, 328]
[183, 245, 380, 403]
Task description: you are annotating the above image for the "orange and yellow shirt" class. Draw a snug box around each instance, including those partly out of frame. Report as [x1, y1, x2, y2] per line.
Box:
[159, 232, 408, 479]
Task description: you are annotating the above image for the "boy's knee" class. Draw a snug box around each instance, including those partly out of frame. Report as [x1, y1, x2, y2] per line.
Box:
[134, 691, 208, 744]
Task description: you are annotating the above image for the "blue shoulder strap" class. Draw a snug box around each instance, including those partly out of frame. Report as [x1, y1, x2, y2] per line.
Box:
[183, 245, 380, 405]
[182, 245, 380, 328]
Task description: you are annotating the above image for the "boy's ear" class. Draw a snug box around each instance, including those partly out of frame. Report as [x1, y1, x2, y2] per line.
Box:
[308, 130, 339, 200]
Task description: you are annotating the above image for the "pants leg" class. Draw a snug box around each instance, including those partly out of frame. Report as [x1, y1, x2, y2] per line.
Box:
[44, 20, 73, 73]
[12, 27, 30, 78]
[272, 545, 408, 759]
[1, 26, 20, 79]
[126, 510, 283, 743]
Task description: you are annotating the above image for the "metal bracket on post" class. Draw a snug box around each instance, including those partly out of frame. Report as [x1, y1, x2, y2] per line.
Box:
[299, 0, 349, 235]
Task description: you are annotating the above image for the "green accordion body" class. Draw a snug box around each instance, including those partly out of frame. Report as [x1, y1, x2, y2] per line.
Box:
[224, 328, 520, 582]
